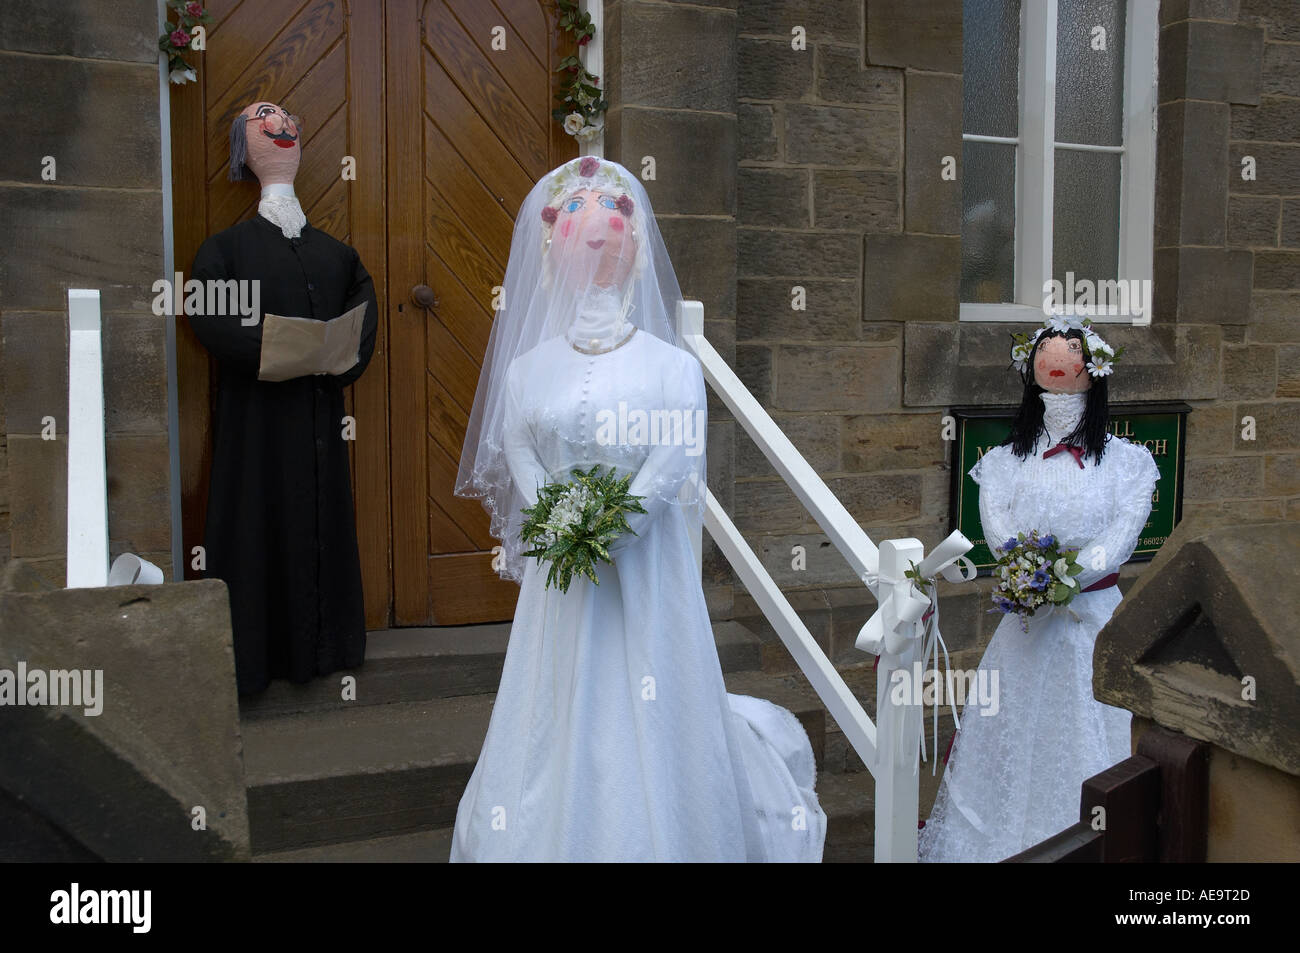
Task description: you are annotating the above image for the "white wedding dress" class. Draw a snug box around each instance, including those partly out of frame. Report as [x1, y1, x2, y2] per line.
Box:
[450, 329, 825, 862]
[919, 392, 1159, 862]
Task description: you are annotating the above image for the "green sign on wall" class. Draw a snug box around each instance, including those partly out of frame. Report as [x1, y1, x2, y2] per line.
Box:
[949, 403, 1189, 572]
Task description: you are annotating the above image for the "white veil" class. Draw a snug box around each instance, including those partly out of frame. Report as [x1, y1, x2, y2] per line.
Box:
[455, 156, 706, 582]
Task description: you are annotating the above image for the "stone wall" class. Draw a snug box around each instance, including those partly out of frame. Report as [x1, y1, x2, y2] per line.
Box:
[1165, 0, 1300, 526]
[721, 0, 1299, 669]
[732, 0, 981, 664]
[603, 0, 741, 614]
[0, 0, 172, 585]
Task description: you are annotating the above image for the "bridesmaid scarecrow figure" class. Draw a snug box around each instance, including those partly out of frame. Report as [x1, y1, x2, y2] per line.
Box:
[919, 315, 1158, 862]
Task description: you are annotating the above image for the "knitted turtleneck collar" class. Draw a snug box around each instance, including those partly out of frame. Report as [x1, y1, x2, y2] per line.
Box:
[1040, 391, 1087, 443]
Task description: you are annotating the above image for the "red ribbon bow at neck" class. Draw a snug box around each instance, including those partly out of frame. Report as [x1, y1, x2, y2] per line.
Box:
[1043, 443, 1086, 468]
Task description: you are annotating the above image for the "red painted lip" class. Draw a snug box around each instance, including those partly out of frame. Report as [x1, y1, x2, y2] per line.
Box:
[586, 239, 605, 249]
[1049, 369, 1065, 377]
[274, 139, 296, 149]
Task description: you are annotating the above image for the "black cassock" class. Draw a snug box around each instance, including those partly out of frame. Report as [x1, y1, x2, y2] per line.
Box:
[188, 214, 378, 695]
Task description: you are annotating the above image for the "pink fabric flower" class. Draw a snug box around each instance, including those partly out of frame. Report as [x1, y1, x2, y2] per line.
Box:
[579, 156, 600, 177]
[615, 194, 633, 217]
[170, 28, 190, 47]
[540, 205, 558, 225]
[186, 2, 205, 16]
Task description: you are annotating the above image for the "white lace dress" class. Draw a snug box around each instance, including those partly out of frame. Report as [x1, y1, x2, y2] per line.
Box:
[450, 331, 826, 862]
[918, 392, 1159, 862]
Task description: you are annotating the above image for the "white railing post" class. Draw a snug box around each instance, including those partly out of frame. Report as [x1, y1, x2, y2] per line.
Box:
[66, 289, 109, 588]
[868, 538, 925, 862]
[859, 532, 977, 862]
[678, 300, 705, 577]
[677, 297, 977, 863]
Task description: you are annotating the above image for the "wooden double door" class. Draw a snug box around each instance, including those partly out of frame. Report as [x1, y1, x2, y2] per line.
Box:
[172, 0, 576, 627]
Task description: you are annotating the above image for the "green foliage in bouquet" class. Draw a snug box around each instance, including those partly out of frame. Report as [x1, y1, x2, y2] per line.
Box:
[520, 464, 647, 593]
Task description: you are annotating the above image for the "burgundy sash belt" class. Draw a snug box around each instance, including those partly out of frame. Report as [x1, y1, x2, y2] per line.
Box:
[1081, 572, 1119, 593]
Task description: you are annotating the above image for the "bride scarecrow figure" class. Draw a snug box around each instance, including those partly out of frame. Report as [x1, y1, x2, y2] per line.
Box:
[451, 156, 826, 862]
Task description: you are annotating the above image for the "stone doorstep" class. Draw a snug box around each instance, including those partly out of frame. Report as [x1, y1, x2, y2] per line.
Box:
[243, 666, 832, 856]
[250, 770, 879, 864]
[242, 692, 495, 854]
[239, 620, 765, 720]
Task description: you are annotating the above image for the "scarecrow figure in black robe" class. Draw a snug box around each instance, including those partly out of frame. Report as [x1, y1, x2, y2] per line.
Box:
[187, 100, 378, 695]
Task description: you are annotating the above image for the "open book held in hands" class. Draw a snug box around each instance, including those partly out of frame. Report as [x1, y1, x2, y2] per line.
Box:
[257, 301, 368, 382]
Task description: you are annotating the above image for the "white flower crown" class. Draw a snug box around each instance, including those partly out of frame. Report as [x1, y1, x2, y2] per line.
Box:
[1010, 312, 1123, 378]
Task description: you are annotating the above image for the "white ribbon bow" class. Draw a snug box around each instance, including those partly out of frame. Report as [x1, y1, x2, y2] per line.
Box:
[857, 531, 977, 773]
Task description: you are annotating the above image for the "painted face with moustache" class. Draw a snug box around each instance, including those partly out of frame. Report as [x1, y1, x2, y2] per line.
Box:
[1034, 334, 1092, 394]
[239, 100, 301, 185]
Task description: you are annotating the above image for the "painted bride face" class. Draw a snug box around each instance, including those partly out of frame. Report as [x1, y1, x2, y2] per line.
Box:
[547, 187, 637, 290]
[1034, 334, 1092, 393]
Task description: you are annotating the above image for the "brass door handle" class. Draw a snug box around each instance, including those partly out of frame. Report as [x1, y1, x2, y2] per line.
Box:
[410, 284, 439, 311]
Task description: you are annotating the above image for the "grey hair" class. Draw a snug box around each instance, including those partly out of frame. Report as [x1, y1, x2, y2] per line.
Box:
[228, 113, 252, 182]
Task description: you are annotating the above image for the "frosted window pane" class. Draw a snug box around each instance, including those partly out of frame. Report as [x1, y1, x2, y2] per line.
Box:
[962, 141, 1017, 303]
[1052, 149, 1121, 285]
[963, 0, 1022, 138]
[1055, 0, 1126, 146]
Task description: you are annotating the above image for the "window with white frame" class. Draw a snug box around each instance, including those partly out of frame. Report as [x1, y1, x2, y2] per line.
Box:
[960, 0, 1158, 324]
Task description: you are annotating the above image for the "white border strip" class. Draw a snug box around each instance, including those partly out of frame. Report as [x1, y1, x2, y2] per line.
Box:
[67, 290, 109, 588]
[159, 0, 183, 581]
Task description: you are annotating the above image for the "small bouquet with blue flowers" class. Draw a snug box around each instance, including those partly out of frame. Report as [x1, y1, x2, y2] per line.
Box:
[989, 529, 1084, 630]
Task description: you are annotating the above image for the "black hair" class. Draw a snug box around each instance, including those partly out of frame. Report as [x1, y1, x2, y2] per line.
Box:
[1002, 328, 1109, 463]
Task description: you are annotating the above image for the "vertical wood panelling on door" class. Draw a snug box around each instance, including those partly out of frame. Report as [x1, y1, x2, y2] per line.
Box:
[386, 0, 575, 625]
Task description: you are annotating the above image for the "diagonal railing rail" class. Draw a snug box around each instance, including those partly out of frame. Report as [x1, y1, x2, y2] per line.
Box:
[676, 299, 925, 862]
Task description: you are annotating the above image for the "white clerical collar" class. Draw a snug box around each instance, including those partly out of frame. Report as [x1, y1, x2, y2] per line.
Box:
[258, 184, 307, 239]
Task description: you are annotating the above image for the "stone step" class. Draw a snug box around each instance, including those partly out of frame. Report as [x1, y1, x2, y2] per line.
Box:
[250, 770, 878, 862]
[240, 620, 764, 720]
[816, 771, 876, 863]
[242, 693, 495, 854]
[254, 827, 455, 863]
[244, 664, 827, 855]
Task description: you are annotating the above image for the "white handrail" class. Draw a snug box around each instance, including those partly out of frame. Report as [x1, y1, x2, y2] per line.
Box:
[676, 300, 924, 863]
[704, 488, 877, 765]
[677, 303, 881, 585]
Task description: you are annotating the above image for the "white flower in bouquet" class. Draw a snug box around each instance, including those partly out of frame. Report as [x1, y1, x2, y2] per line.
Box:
[563, 112, 586, 136]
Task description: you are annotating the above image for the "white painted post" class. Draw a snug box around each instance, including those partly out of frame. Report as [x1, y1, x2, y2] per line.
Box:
[677, 299, 705, 577]
[579, 0, 604, 158]
[66, 289, 109, 588]
[872, 538, 925, 863]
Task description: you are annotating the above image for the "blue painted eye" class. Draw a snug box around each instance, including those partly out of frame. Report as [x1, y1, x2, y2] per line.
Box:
[598, 195, 618, 209]
[564, 197, 585, 213]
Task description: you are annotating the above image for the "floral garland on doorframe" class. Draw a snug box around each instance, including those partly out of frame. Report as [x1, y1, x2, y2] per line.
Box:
[158, 1, 212, 84]
[553, 0, 607, 142]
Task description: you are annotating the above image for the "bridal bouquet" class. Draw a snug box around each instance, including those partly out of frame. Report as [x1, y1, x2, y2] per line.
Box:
[520, 464, 647, 592]
[988, 530, 1084, 630]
